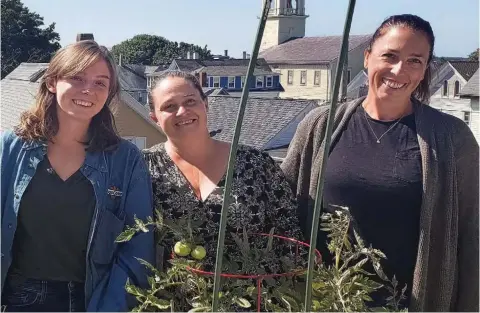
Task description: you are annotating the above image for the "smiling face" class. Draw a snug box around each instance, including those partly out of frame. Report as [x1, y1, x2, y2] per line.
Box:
[150, 76, 208, 141]
[364, 26, 431, 103]
[47, 59, 111, 124]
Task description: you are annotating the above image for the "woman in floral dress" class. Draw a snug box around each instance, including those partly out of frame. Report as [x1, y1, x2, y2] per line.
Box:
[143, 71, 304, 276]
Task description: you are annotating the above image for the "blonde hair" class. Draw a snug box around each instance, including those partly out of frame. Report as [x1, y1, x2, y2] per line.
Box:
[15, 40, 121, 151]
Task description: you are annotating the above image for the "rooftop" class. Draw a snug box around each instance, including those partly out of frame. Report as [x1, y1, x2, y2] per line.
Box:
[259, 34, 372, 64]
[460, 68, 479, 97]
[166, 58, 277, 77]
[207, 95, 318, 150]
[449, 60, 479, 81]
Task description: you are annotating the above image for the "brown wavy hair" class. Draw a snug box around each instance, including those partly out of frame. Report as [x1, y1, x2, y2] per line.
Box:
[14, 40, 121, 151]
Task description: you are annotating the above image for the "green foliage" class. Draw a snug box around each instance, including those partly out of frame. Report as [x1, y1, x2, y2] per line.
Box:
[1, 0, 61, 78]
[310, 209, 407, 312]
[468, 48, 479, 61]
[110, 34, 212, 65]
[117, 208, 408, 312]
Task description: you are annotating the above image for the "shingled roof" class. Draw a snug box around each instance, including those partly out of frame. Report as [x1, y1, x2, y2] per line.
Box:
[117, 65, 146, 91]
[170, 58, 278, 77]
[202, 87, 230, 96]
[206, 96, 318, 150]
[4, 63, 49, 81]
[450, 60, 479, 81]
[259, 34, 371, 64]
[460, 68, 479, 97]
[0, 79, 39, 131]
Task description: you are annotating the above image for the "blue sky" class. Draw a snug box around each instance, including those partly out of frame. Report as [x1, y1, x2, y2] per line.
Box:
[23, 0, 479, 58]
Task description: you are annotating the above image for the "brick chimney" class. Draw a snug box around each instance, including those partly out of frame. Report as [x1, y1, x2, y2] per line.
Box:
[195, 72, 208, 87]
[76, 33, 94, 42]
[243, 51, 247, 59]
[224, 50, 228, 57]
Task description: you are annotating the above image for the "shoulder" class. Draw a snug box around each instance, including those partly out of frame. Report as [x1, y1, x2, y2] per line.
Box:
[236, 145, 279, 169]
[416, 102, 478, 150]
[415, 98, 466, 130]
[103, 139, 149, 177]
[295, 98, 361, 138]
[109, 138, 144, 159]
[142, 142, 166, 156]
[1, 130, 27, 154]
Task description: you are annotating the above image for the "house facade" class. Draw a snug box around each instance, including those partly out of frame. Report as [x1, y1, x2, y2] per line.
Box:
[146, 57, 282, 98]
[459, 68, 480, 141]
[259, 0, 370, 101]
[429, 60, 479, 135]
[430, 60, 478, 100]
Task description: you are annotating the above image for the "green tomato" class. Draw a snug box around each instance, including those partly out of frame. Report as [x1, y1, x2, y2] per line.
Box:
[191, 245, 207, 260]
[174, 241, 191, 257]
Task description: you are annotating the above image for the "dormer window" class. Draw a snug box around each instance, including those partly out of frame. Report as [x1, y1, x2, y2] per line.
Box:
[454, 80, 460, 97]
[443, 80, 448, 97]
[266, 75, 273, 87]
[256, 76, 264, 88]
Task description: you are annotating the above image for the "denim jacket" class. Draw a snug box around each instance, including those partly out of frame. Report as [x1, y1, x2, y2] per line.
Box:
[1, 130, 155, 311]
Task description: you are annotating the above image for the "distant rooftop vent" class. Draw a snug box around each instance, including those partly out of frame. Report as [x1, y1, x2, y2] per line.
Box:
[76, 33, 94, 42]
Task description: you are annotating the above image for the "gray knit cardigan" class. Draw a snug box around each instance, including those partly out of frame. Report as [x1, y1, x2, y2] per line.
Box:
[281, 97, 479, 311]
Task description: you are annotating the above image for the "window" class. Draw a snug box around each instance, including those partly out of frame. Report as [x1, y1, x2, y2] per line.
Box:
[138, 92, 143, 103]
[300, 70, 307, 85]
[147, 77, 151, 88]
[287, 70, 293, 85]
[443, 80, 448, 97]
[464, 111, 471, 126]
[314, 71, 321, 86]
[347, 69, 351, 84]
[256, 76, 264, 88]
[123, 137, 147, 150]
[454, 80, 460, 97]
[266, 75, 273, 87]
[241, 76, 246, 88]
[228, 76, 235, 88]
[213, 76, 220, 88]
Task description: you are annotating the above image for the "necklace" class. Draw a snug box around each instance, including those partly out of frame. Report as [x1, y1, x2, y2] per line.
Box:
[363, 107, 404, 143]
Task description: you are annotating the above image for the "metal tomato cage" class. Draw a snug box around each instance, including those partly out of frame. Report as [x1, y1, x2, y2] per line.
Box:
[211, 0, 357, 311]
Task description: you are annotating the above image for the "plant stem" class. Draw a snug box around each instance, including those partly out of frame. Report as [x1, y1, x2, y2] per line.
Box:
[303, 1, 357, 309]
[211, 1, 271, 311]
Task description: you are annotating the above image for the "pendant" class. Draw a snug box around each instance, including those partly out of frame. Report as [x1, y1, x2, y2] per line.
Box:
[376, 140, 380, 143]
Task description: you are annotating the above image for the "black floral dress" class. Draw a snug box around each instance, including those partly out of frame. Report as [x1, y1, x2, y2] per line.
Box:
[143, 143, 306, 275]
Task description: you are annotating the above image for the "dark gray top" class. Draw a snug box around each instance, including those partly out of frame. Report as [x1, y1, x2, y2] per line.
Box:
[10, 157, 95, 282]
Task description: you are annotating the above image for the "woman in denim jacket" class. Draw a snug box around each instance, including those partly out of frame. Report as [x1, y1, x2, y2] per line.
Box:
[1, 40, 154, 311]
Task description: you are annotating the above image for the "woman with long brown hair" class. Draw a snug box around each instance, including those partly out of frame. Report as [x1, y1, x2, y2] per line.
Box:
[1, 40, 154, 311]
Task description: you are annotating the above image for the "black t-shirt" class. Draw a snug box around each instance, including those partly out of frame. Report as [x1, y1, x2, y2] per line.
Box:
[10, 157, 96, 282]
[321, 105, 422, 308]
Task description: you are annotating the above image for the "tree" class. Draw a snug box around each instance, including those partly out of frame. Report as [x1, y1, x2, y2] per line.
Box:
[1, 0, 61, 78]
[468, 48, 479, 61]
[110, 34, 212, 65]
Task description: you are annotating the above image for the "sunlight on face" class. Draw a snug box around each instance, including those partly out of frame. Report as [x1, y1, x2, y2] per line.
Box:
[364, 26, 430, 102]
[49, 59, 111, 124]
[151, 77, 208, 140]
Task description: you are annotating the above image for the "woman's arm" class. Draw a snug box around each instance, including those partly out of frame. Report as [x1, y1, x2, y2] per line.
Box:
[91, 150, 155, 311]
[453, 122, 479, 311]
